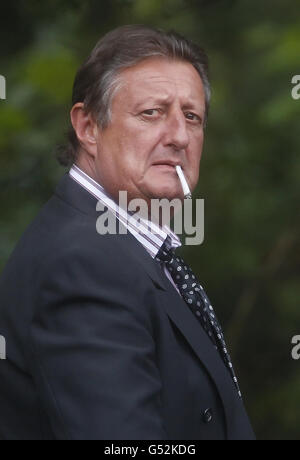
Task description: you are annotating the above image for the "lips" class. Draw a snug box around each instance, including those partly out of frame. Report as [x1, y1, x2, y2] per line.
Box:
[152, 161, 183, 169]
[152, 164, 178, 173]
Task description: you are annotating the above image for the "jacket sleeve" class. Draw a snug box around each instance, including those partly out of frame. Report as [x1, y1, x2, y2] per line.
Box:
[28, 245, 167, 440]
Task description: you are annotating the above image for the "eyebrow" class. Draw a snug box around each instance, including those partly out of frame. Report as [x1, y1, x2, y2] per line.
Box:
[182, 102, 205, 114]
[134, 96, 204, 115]
[133, 96, 172, 109]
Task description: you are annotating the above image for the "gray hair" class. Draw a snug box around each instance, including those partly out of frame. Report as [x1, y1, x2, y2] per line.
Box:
[57, 24, 211, 167]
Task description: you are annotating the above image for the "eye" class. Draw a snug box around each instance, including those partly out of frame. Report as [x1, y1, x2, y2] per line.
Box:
[142, 109, 161, 117]
[185, 112, 202, 123]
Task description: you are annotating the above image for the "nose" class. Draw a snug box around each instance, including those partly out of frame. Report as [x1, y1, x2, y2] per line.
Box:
[162, 109, 189, 151]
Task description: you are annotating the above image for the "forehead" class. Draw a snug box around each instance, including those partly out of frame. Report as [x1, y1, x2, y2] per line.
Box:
[115, 57, 205, 105]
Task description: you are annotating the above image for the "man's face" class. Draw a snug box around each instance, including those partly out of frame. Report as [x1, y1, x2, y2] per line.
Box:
[94, 57, 206, 206]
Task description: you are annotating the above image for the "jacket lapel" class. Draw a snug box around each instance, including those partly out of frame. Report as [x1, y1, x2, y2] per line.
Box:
[125, 231, 240, 436]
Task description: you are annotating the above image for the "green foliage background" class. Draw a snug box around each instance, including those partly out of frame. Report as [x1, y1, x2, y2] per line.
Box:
[1, 0, 299, 440]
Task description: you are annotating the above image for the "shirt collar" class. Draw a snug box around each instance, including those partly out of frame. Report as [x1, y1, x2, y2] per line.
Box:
[69, 164, 182, 257]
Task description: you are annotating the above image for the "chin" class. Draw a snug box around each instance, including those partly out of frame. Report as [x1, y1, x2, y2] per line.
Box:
[149, 185, 183, 201]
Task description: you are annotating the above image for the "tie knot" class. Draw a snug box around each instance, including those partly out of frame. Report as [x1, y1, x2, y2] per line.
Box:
[155, 238, 176, 264]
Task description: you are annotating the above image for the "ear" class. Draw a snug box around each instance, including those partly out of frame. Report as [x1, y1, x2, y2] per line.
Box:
[70, 103, 99, 158]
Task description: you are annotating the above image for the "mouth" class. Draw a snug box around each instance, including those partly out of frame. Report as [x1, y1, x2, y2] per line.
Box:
[152, 161, 183, 171]
[153, 164, 176, 171]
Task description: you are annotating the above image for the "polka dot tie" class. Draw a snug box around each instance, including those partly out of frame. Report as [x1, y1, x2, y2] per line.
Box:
[155, 236, 242, 398]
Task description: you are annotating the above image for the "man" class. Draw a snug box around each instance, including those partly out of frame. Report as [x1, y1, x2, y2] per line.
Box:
[0, 25, 255, 440]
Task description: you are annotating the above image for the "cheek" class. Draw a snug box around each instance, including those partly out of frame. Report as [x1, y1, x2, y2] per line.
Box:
[123, 125, 161, 165]
[189, 136, 203, 165]
[188, 136, 204, 183]
[110, 135, 147, 179]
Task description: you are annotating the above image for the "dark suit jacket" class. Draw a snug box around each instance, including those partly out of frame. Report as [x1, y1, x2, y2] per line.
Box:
[0, 174, 255, 440]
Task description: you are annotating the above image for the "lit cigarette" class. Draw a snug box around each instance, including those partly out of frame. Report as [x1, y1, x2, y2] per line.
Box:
[175, 165, 192, 199]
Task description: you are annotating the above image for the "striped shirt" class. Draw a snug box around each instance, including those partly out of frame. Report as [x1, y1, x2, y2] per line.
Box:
[69, 164, 182, 293]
